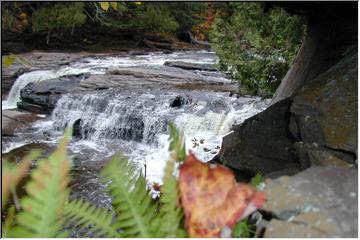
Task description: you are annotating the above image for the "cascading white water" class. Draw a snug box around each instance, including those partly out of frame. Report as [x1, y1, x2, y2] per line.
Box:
[2, 67, 104, 110]
[2, 50, 269, 187]
[42, 87, 268, 184]
[2, 50, 225, 110]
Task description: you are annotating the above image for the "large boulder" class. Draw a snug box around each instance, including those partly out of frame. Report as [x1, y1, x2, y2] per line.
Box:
[291, 47, 357, 154]
[262, 166, 357, 237]
[219, 46, 357, 177]
[219, 98, 301, 176]
[18, 73, 87, 113]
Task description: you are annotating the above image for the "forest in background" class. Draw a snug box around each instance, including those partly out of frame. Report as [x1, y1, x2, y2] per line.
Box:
[2, 2, 305, 96]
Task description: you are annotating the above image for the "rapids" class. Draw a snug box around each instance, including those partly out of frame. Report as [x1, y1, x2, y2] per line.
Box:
[2, 50, 269, 203]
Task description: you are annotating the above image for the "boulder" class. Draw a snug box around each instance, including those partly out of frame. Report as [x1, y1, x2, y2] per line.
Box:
[164, 61, 217, 72]
[2, 109, 40, 136]
[262, 166, 358, 237]
[219, 46, 357, 177]
[219, 98, 301, 176]
[169, 95, 191, 108]
[128, 50, 149, 56]
[19, 73, 88, 113]
[291, 47, 357, 154]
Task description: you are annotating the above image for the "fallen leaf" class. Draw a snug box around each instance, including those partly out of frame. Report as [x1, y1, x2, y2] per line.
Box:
[179, 154, 266, 237]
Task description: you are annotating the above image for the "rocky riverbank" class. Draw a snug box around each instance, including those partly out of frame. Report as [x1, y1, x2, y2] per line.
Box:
[217, 46, 357, 238]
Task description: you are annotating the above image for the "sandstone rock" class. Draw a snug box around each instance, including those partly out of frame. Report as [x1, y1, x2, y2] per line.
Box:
[262, 166, 357, 237]
[219, 98, 300, 176]
[164, 61, 216, 72]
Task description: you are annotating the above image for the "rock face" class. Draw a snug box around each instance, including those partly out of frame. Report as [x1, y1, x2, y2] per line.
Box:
[2, 109, 40, 136]
[18, 73, 87, 114]
[220, 98, 301, 176]
[262, 166, 358, 237]
[291, 48, 357, 154]
[219, 46, 357, 177]
[164, 61, 216, 72]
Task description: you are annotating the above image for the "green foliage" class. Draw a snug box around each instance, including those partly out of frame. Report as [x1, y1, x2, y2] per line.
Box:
[6, 128, 72, 237]
[210, 2, 305, 96]
[63, 199, 119, 237]
[232, 219, 254, 238]
[166, 2, 207, 31]
[2, 124, 188, 238]
[100, 154, 156, 237]
[32, 2, 86, 33]
[99, 3, 179, 33]
[250, 173, 265, 189]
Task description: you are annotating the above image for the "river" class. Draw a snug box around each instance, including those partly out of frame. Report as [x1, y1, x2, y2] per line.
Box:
[2, 50, 269, 206]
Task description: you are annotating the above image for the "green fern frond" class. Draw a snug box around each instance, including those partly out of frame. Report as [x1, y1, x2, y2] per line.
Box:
[63, 199, 119, 237]
[151, 122, 186, 237]
[101, 153, 156, 238]
[10, 129, 72, 237]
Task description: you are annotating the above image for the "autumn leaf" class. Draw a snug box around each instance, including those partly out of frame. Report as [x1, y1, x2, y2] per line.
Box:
[3, 54, 16, 67]
[179, 154, 266, 238]
[99, 2, 110, 11]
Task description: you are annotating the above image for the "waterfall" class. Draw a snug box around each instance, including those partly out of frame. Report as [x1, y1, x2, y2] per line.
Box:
[2, 50, 269, 185]
[2, 67, 104, 110]
[48, 87, 269, 167]
[2, 51, 220, 110]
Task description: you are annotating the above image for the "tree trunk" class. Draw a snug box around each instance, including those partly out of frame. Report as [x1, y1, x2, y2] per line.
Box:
[46, 30, 51, 45]
[271, 3, 357, 104]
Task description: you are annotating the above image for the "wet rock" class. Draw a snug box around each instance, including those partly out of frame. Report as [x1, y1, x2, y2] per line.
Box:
[262, 166, 357, 237]
[219, 98, 300, 176]
[19, 73, 88, 113]
[72, 119, 83, 138]
[169, 95, 191, 108]
[143, 39, 173, 50]
[164, 61, 216, 72]
[128, 50, 148, 56]
[2, 109, 40, 136]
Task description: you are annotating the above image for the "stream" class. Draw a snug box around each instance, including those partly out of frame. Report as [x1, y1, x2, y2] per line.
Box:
[2, 50, 269, 207]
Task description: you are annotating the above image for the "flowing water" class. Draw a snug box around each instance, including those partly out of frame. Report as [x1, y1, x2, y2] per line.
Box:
[2, 50, 269, 206]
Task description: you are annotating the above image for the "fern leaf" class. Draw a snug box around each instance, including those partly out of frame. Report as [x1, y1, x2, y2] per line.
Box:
[151, 122, 186, 237]
[63, 199, 119, 237]
[2, 150, 41, 208]
[10, 129, 72, 237]
[101, 153, 156, 238]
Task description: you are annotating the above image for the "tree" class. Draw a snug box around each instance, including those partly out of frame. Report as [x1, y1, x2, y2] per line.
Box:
[209, 2, 305, 96]
[32, 2, 86, 45]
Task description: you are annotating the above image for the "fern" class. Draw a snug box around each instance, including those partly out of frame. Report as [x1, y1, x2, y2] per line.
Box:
[151, 122, 187, 237]
[63, 199, 119, 237]
[9, 128, 72, 237]
[2, 150, 41, 209]
[100, 153, 156, 237]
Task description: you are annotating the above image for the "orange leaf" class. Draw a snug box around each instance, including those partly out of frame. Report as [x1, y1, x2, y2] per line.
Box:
[179, 154, 266, 237]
